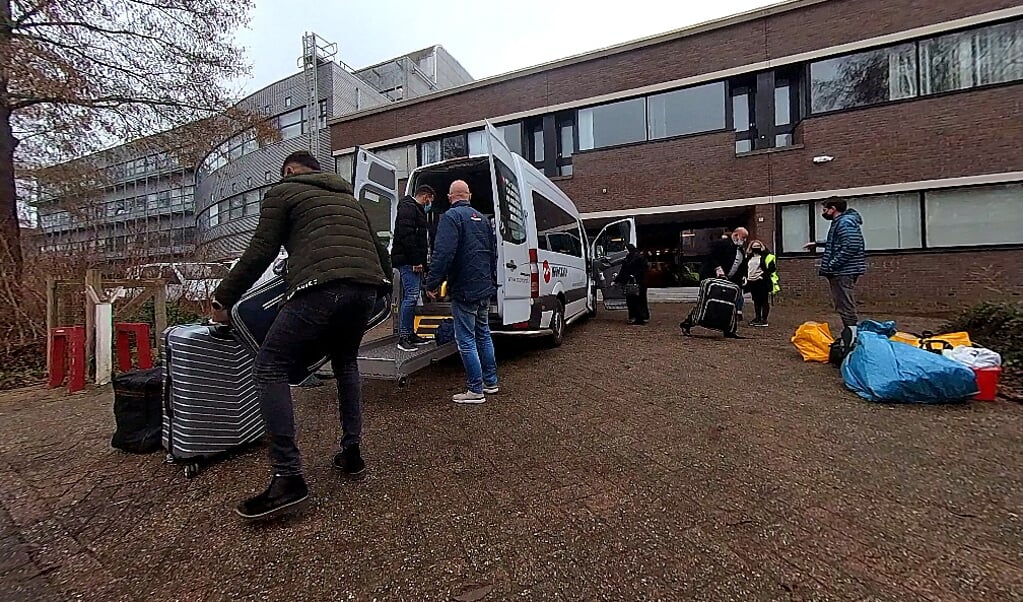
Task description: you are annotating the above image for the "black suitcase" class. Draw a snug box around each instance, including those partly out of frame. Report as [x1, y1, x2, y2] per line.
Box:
[689, 278, 742, 333]
[229, 275, 393, 378]
[111, 366, 165, 454]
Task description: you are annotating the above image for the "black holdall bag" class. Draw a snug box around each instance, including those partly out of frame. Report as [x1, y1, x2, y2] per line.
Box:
[828, 325, 858, 366]
[111, 366, 165, 454]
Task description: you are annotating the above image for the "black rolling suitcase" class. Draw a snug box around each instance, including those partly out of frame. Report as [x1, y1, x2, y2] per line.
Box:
[682, 278, 742, 334]
[229, 275, 393, 375]
[111, 366, 165, 454]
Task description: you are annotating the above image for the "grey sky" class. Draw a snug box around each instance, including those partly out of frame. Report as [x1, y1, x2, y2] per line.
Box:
[234, 0, 785, 94]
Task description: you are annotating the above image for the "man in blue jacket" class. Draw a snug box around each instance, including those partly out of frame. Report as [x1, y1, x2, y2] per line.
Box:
[426, 180, 499, 404]
[805, 198, 866, 328]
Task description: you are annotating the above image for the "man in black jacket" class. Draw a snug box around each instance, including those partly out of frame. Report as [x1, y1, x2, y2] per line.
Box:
[210, 151, 391, 520]
[391, 185, 435, 351]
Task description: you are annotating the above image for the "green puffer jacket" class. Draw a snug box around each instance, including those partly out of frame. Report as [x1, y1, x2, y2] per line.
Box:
[213, 172, 391, 307]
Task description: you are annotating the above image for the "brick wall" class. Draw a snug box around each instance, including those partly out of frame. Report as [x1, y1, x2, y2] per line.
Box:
[554, 84, 1023, 215]
[779, 249, 1023, 312]
[331, 0, 1017, 150]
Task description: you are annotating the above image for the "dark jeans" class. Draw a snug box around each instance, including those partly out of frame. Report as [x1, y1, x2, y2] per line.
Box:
[626, 288, 650, 323]
[397, 264, 421, 337]
[747, 280, 771, 322]
[252, 280, 377, 476]
[827, 275, 859, 328]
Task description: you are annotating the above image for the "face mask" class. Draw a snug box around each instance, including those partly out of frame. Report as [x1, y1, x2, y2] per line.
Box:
[753, 247, 764, 253]
[734, 238, 745, 247]
[823, 212, 835, 221]
[424, 202, 432, 213]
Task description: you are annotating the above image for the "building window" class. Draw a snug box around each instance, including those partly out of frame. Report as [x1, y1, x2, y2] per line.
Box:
[533, 191, 582, 257]
[229, 195, 245, 219]
[731, 83, 754, 154]
[812, 193, 922, 251]
[209, 203, 220, 227]
[778, 184, 1023, 254]
[318, 99, 328, 129]
[467, 130, 485, 156]
[265, 171, 273, 183]
[578, 97, 646, 150]
[730, 68, 801, 153]
[526, 118, 544, 167]
[921, 19, 1023, 95]
[419, 139, 441, 165]
[377, 146, 411, 181]
[494, 159, 527, 244]
[555, 113, 575, 177]
[284, 96, 292, 108]
[810, 42, 918, 113]
[440, 134, 467, 160]
[278, 108, 305, 140]
[496, 122, 523, 156]
[647, 81, 726, 140]
[925, 183, 1023, 247]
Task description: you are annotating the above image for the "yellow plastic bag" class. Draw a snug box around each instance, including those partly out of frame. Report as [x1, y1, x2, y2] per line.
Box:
[890, 331, 973, 350]
[791, 322, 834, 363]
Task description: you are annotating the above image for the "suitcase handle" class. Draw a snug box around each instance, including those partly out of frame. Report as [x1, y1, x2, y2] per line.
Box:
[207, 323, 234, 340]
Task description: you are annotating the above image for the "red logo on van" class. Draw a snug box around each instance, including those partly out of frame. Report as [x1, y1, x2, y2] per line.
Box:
[542, 260, 551, 283]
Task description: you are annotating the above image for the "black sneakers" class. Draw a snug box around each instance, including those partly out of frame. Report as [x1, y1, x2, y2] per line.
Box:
[397, 334, 432, 352]
[235, 474, 309, 520]
[332, 444, 366, 480]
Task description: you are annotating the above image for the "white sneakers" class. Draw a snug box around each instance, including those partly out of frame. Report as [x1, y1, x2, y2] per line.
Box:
[452, 391, 486, 404]
[452, 384, 499, 404]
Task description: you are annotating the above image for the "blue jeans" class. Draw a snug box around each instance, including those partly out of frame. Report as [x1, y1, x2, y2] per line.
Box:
[451, 299, 498, 394]
[398, 265, 421, 337]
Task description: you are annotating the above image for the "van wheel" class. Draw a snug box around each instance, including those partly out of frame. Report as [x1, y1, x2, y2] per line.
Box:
[547, 301, 565, 348]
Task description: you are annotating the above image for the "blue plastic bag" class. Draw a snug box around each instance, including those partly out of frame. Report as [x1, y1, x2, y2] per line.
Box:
[841, 330, 978, 404]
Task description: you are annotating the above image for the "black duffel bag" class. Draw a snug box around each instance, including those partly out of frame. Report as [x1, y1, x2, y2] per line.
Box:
[111, 366, 165, 454]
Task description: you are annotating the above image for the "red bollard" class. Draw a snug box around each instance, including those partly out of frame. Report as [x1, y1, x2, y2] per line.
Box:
[115, 323, 153, 372]
[48, 327, 86, 393]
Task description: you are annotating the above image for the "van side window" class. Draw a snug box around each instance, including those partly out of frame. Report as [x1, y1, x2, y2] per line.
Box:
[532, 191, 583, 258]
[494, 159, 527, 244]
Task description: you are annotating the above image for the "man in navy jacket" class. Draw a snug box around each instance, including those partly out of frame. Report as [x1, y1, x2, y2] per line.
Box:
[426, 180, 499, 404]
[805, 198, 866, 328]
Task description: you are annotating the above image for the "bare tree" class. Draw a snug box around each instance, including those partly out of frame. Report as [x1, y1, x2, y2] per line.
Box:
[0, 0, 257, 283]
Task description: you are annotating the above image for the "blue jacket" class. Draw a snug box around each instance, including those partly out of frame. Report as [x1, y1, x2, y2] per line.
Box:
[820, 209, 866, 277]
[425, 201, 497, 303]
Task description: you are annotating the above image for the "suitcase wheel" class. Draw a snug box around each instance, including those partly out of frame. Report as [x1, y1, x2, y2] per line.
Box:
[183, 462, 202, 479]
[397, 376, 409, 388]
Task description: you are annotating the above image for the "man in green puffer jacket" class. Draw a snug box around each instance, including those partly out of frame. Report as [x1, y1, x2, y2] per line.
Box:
[210, 151, 391, 520]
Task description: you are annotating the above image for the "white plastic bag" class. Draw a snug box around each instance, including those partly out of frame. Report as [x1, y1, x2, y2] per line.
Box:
[942, 346, 1002, 369]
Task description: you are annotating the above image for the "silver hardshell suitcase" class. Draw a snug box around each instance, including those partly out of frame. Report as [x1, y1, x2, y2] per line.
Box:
[162, 324, 263, 478]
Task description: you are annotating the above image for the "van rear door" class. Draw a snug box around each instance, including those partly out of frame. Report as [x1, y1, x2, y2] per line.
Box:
[590, 218, 637, 311]
[353, 146, 399, 329]
[353, 146, 399, 253]
[483, 121, 532, 325]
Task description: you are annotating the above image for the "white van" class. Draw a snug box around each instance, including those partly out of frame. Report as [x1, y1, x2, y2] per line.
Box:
[352, 121, 637, 350]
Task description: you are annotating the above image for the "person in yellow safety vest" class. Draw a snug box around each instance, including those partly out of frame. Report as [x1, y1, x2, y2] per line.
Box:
[743, 240, 779, 327]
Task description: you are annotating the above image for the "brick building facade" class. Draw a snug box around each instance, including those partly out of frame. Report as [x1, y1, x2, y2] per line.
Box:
[330, 0, 1023, 311]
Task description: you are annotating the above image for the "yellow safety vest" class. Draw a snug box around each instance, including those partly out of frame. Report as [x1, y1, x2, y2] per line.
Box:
[765, 253, 780, 295]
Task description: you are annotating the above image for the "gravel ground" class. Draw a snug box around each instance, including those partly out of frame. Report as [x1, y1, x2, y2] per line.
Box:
[1, 304, 1021, 601]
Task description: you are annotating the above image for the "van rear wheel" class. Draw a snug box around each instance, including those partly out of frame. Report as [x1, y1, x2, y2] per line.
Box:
[546, 300, 565, 348]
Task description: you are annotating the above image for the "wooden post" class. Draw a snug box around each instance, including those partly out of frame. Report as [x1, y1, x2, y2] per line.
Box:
[84, 269, 102, 373]
[153, 284, 167, 359]
[86, 285, 117, 386]
[45, 277, 57, 376]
